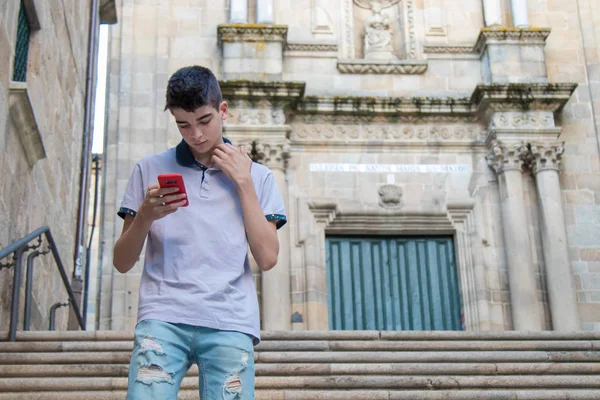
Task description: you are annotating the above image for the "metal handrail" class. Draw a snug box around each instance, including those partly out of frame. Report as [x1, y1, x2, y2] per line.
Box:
[0, 226, 85, 341]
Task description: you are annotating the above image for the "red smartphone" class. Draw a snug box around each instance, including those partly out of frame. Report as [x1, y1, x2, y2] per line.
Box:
[157, 173, 189, 207]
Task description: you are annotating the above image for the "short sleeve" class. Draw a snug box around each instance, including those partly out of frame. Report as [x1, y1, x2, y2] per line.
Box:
[117, 164, 145, 219]
[260, 172, 287, 229]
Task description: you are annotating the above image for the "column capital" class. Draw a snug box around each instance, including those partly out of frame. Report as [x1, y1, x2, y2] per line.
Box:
[255, 141, 290, 170]
[486, 140, 528, 174]
[528, 141, 564, 174]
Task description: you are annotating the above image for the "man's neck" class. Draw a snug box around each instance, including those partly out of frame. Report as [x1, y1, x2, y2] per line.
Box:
[191, 137, 224, 168]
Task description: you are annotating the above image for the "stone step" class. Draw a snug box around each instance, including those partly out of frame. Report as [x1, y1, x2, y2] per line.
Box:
[3, 330, 600, 342]
[0, 390, 599, 400]
[1, 362, 599, 378]
[1, 339, 598, 353]
[0, 375, 599, 392]
[1, 331, 597, 398]
[2, 350, 599, 364]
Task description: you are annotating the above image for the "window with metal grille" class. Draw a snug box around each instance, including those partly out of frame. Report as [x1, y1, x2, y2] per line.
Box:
[13, 1, 31, 82]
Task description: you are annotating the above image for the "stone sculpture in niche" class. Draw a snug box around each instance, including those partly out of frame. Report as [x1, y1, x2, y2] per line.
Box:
[354, 0, 401, 60]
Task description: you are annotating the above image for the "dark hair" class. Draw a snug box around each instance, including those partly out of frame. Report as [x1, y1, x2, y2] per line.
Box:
[164, 66, 222, 112]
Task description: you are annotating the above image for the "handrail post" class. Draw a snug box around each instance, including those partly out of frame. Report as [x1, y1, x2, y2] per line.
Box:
[24, 249, 47, 331]
[45, 231, 85, 330]
[9, 249, 25, 342]
[49, 302, 70, 331]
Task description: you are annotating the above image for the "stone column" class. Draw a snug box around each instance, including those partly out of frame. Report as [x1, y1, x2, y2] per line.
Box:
[510, 0, 529, 28]
[486, 141, 542, 331]
[229, 0, 248, 23]
[257, 0, 274, 24]
[304, 230, 327, 330]
[529, 142, 580, 331]
[256, 141, 291, 331]
[482, 0, 503, 26]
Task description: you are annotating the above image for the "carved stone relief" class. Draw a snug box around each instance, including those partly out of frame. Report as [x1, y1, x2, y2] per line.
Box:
[340, 0, 417, 62]
[226, 100, 286, 126]
[354, 0, 402, 60]
[405, 0, 417, 59]
[378, 184, 403, 208]
[291, 123, 484, 142]
[491, 112, 555, 129]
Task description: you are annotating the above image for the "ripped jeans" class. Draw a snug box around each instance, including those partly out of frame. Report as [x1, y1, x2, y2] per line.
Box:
[126, 319, 255, 400]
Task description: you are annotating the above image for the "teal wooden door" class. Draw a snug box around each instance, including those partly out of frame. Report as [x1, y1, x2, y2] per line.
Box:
[326, 236, 462, 331]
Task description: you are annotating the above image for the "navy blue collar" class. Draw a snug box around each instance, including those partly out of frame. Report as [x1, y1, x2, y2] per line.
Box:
[175, 137, 232, 169]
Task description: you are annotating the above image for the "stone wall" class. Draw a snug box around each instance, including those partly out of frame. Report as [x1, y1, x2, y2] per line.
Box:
[0, 0, 91, 332]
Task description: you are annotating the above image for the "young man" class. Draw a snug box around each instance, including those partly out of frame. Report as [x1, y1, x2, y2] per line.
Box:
[113, 65, 286, 400]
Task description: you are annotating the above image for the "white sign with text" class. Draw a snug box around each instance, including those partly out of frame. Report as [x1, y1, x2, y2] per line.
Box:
[309, 163, 470, 173]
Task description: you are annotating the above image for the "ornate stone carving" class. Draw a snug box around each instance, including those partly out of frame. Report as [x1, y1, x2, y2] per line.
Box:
[341, 0, 417, 61]
[227, 100, 287, 126]
[255, 142, 291, 170]
[405, 0, 417, 59]
[354, 0, 401, 60]
[353, 0, 401, 8]
[337, 59, 427, 74]
[217, 24, 288, 43]
[295, 114, 478, 124]
[491, 112, 554, 129]
[342, 0, 356, 58]
[486, 140, 528, 174]
[286, 43, 338, 52]
[528, 141, 564, 174]
[423, 44, 478, 54]
[292, 123, 483, 142]
[379, 184, 403, 208]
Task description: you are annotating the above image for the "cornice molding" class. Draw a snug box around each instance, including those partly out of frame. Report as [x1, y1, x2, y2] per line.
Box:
[472, 83, 578, 113]
[286, 42, 338, 52]
[474, 27, 551, 53]
[219, 80, 305, 104]
[217, 24, 288, 43]
[337, 59, 428, 74]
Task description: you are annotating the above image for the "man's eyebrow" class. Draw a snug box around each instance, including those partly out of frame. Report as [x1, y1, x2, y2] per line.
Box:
[175, 113, 212, 124]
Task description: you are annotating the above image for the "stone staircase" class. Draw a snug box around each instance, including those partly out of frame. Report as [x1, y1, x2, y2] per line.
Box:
[0, 330, 599, 399]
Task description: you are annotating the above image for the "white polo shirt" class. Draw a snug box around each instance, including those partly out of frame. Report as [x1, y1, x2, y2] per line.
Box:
[118, 138, 286, 344]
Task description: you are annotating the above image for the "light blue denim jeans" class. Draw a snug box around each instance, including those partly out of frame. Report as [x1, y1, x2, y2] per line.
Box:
[126, 319, 255, 400]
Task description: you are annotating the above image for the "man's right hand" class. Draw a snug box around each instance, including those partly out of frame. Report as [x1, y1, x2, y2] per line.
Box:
[136, 184, 187, 224]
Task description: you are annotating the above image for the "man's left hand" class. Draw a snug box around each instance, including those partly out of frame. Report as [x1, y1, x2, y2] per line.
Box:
[212, 143, 253, 186]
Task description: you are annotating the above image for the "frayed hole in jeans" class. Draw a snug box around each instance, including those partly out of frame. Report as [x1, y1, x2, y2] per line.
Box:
[222, 350, 249, 398]
[136, 364, 174, 386]
[139, 336, 165, 356]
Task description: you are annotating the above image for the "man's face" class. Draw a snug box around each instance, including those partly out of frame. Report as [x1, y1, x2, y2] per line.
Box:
[170, 101, 228, 156]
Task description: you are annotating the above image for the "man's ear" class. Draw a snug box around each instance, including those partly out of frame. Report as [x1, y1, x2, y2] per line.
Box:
[220, 101, 228, 120]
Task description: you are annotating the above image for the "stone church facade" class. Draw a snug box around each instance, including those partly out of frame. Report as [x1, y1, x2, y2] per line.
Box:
[98, 0, 600, 333]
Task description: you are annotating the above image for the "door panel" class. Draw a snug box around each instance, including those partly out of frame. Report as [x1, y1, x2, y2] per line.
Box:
[326, 237, 461, 331]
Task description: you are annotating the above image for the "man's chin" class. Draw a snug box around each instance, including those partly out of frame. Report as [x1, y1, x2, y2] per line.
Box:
[187, 142, 211, 159]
